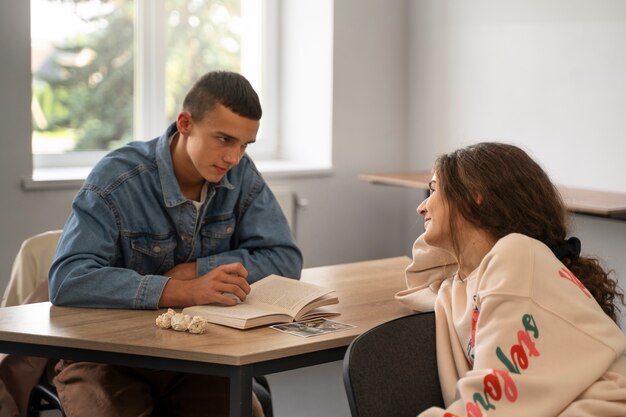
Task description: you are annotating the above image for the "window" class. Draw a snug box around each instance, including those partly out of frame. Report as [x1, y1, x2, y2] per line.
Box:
[31, 0, 275, 181]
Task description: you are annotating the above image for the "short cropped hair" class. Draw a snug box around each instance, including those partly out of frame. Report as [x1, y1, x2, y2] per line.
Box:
[182, 71, 262, 121]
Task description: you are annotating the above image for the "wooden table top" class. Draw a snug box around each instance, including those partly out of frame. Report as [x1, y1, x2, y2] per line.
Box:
[0, 256, 413, 366]
[360, 171, 626, 219]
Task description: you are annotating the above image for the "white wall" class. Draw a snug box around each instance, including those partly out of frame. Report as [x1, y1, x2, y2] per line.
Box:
[406, 0, 626, 325]
[272, 0, 410, 269]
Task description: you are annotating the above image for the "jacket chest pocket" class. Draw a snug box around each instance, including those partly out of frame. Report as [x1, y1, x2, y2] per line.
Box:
[129, 234, 177, 275]
[200, 219, 235, 254]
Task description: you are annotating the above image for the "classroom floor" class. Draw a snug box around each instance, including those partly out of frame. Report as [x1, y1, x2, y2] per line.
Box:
[268, 361, 351, 417]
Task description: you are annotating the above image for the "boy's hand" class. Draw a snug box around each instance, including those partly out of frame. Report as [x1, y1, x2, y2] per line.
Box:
[165, 262, 197, 281]
[159, 262, 250, 308]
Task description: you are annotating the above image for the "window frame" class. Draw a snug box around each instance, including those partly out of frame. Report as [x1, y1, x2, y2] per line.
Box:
[31, 0, 278, 181]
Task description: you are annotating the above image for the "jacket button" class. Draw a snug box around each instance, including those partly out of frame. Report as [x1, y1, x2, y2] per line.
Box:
[226, 225, 233, 234]
[153, 244, 161, 254]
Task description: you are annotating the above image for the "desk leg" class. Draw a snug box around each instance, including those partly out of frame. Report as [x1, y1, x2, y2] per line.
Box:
[230, 367, 253, 417]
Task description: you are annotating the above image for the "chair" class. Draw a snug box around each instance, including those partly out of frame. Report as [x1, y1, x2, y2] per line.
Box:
[1, 230, 62, 308]
[342, 312, 444, 417]
[0, 230, 65, 417]
[26, 375, 64, 417]
[3, 230, 273, 417]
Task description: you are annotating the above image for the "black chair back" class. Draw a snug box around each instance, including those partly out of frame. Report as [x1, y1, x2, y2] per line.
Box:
[343, 312, 444, 417]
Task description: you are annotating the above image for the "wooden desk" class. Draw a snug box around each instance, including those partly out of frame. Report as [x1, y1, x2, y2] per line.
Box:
[360, 171, 626, 220]
[0, 256, 412, 417]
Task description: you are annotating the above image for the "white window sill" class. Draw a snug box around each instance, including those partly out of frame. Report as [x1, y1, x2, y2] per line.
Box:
[22, 160, 333, 191]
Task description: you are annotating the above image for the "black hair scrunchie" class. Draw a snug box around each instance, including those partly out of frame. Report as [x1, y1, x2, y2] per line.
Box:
[549, 237, 581, 261]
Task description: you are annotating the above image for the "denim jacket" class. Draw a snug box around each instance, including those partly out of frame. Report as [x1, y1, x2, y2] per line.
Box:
[49, 123, 303, 309]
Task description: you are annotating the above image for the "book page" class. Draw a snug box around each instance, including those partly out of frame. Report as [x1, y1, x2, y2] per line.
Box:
[187, 303, 277, 320]
[182, 275, 335, 328]
[248, 275, 333, 315]
[182, 302, 292, 329]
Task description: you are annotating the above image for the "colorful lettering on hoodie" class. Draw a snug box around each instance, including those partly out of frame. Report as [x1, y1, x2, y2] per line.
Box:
[558, 267, 592, 299]
[466, 295, 479, 365]
[444, 313, 540, 417]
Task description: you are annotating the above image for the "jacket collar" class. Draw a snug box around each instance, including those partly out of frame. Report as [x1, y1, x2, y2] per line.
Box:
[156, 123, 234, 208]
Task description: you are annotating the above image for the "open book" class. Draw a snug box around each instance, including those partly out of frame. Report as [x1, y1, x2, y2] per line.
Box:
[182, 275, 339, 329]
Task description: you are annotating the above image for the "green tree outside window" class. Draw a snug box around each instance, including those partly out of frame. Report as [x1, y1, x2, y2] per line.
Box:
[32, 0, 242, 153]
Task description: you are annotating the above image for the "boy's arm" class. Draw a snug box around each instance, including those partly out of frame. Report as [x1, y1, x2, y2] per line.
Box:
[196, 182, 303, 283]
[49, 188, 168, 309]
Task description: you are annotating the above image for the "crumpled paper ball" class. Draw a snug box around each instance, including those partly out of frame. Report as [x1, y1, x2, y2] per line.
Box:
[155, 308, 176, 329]
[187, 316, 208, 334]
[156, 309, 208, 334]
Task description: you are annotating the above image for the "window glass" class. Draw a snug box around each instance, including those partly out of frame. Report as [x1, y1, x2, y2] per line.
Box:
[31, 0, 268, 178]
[165, 0, 243, 121]
[31, 0, 135, 155]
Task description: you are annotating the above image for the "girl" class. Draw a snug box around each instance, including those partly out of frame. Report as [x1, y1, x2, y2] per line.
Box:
[395, 142, 626, 416]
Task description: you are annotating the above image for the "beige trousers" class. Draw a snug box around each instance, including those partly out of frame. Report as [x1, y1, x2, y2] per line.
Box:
[53, 360, 264, 417]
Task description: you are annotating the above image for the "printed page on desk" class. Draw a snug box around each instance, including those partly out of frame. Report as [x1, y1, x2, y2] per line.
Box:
[182, 275, 338, 329]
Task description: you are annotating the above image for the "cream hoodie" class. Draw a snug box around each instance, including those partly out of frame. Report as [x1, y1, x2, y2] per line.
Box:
[396, 233, 626, 417]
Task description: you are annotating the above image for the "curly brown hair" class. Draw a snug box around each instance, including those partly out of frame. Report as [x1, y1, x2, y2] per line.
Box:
[434, 142, 624, 322]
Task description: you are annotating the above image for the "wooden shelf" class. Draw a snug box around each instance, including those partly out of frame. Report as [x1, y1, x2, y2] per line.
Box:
[360, 171, 626, 220]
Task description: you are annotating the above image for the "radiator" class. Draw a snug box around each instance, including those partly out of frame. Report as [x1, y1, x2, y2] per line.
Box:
[270, 186, 298, 237]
